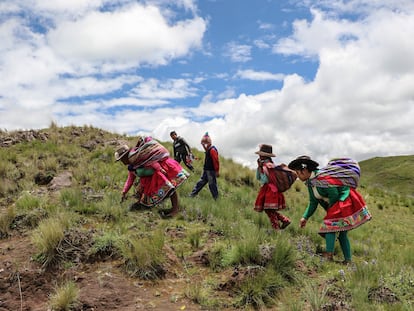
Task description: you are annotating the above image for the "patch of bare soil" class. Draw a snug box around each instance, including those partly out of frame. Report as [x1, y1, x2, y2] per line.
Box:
[0, 233, 202, 311]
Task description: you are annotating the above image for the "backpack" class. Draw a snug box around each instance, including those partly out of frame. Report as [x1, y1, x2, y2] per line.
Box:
[272, 164, 298, 192]
[314, 158, 361, 188]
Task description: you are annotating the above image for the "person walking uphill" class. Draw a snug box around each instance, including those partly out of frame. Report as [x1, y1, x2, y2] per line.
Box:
[288, 156, 372, 263]
[254, 144, 291, 231]
[115, 136, 189, 217]
[189, 132, 219, 200]
[170, 131, 194, 172]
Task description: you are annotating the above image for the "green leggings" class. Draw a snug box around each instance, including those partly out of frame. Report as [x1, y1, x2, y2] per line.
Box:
[325, 231, 351, 261]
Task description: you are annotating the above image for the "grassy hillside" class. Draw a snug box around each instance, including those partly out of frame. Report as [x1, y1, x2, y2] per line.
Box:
[0, 125, 413, 311]
[359, 155, 414, 198]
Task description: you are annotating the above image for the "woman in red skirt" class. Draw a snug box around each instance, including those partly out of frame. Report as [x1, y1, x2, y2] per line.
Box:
[288, 156, 372, 263]
[115, 136, 189, 217]
[254, 144, 291, 230]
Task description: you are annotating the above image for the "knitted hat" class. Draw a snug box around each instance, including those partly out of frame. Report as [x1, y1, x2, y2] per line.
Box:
[201, 132, 212, 144]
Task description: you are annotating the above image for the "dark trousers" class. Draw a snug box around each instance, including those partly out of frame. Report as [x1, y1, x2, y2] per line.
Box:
[175, 153, 194, 171]
[190, 170, 218, 199]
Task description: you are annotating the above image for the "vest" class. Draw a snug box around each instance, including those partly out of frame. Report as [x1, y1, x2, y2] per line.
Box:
[204, 146, 217, 170]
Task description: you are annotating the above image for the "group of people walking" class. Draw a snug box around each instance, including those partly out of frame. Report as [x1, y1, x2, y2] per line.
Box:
[115, 133, 371, 263]
[115, 131, 219, 217]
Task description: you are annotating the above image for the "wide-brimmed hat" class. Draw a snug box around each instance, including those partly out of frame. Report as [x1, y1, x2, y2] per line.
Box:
[255, 144, 276, 157]
[288, 155, 319, 170]
[114, 145, 130, 161]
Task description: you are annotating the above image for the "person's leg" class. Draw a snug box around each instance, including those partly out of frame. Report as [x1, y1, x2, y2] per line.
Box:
[206, 170, 219, 199]
[338, 231, 352, 262]
[174, 154, 182, 163]
[168, 192, 179, 216]
[324, 232, 336, 260]
[265, 210, 280, 230]
[184, 160, 194, 171]
[190, 171, 208, 197]
[276, 212, 291, 229]
[182, 152, 194, 171]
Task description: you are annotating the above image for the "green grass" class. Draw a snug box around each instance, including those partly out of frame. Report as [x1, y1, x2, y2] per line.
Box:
[48, 280, 80, 311]
[1, 125, 413, 310]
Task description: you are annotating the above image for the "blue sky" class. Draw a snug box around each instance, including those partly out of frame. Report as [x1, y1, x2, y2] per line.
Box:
[1, 0, 413, 168]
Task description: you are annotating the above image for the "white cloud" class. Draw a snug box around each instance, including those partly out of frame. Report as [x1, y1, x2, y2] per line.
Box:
[48, 4, 206, 65]
[0, 0, 413, 170]
[160, 3, 414, 167]
[224, 42, 252, 62]
[274, 9, 360, 58]
[0, 1, 206, 131]
[130, 78, 197, 99]
[236, 69, 284, 81]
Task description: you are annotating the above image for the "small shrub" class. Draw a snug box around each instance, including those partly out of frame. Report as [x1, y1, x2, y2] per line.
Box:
[188, 229, 203, 250]
[185, 281, 221, 309]
[119, 231, 166, 280]
[234, 268, 285, 309]
[267, 238, 297, 282]
[98, 193, 125, 222]
[15, 192, 43, 210]
[89, 231, 122, 260]
[301, 281, 329, 311]
[0, 206, 15, 238]
[31, 217, 66, 267]
[208, 243, 225, 272]
[48, 280, 79, 311]
[60, 188, 83, 209]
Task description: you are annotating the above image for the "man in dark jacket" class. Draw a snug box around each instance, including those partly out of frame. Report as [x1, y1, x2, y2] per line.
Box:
[189, 132, 219, 200]
[170, 131, 194, 172]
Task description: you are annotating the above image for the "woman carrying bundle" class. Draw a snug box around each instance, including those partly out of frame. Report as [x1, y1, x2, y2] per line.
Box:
[115, 136, 189, 217]
[288, 156, 372, 264]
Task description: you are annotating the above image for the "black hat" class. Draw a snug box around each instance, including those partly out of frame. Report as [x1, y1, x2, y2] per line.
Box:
[255, 144, 276, 157]
[288, 155, 319, 170]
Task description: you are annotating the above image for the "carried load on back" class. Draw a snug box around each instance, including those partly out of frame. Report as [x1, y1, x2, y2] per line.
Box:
[309, 158, 361, 188]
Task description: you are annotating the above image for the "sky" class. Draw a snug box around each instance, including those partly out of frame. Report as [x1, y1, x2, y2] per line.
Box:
[1, 0, 413, 168]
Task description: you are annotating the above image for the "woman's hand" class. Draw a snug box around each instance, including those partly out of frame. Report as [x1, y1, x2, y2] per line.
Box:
[299, 217, 307, 228]
[120, 193, 127, 203]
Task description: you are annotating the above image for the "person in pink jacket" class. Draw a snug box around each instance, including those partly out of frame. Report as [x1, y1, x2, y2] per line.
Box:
[115, 136, 189, 217]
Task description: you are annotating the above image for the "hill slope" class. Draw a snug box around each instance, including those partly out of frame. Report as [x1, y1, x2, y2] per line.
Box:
[359, 155, 414, 197]
[0, 125, 413, 311]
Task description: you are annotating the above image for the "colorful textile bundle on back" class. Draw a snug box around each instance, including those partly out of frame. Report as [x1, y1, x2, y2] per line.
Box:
[310, 158, 361, 188]
[128, 139, 170, 169]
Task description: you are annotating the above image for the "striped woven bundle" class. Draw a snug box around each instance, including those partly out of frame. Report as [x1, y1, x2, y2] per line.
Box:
[310, 158, 361, 188]
[128, 139, 170, 169]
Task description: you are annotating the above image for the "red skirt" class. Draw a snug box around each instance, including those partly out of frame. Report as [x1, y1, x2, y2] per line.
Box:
[137, 158, 189, 207]
[319, 188, 372, 236]
[254, 184, 286, 212]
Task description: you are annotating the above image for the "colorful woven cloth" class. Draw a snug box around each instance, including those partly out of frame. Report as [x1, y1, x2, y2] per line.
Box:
[318, 188, 372, 236]
[310, 158, 361, 188]
[128, 139, 170, 169]
[137, 158, 189, 207]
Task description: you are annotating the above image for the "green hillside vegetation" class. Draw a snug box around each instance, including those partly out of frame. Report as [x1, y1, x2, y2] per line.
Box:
[0, 125, 413, 311]
[359, 155, 414, 198]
